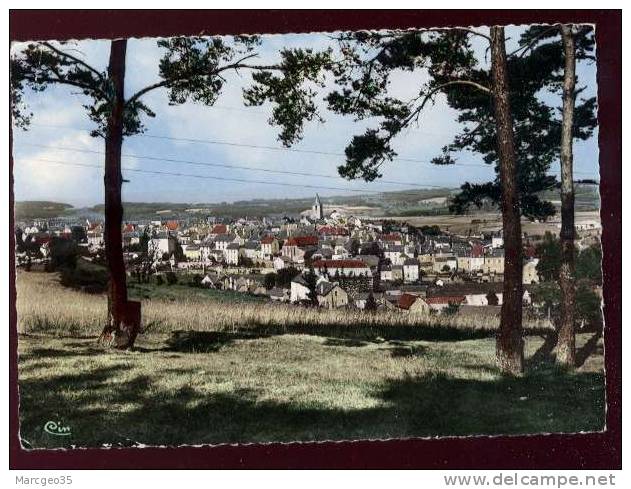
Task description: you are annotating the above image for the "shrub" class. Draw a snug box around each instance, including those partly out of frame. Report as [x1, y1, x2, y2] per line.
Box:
[166, 271, 178, 286]
[49, 238, 78, 271]
[188, 274, 203, 287]
[58, 260, 109, 294]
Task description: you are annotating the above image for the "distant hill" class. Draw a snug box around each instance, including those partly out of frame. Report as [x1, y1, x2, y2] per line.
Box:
[86, 188, 458, 219]
[15, 201, 74, 220]
[16, 183, 599, 221]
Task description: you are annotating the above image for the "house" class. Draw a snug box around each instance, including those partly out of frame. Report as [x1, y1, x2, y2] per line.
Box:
[164, 220, 179, 232]
[214, 234, 236, 251]
[418, 259, 433, 275]
[491, 234, 504, 248]
[282, 235, 318, 263]
[87, 230, 104, 247]
[484, 248, 505, 274]
[260, 236, 280, 259]
[433, 254, 457, 273]
[199, 245, 224, 264]
[317, 282, 349, 309]
[357, 254, 380, 269]
[391, 265, 404, 282]
[242, 241, 260, 261]
[311, 247, 334, 261]
[183, 244, 201, 261]
[456, 243, 485, 272]
[318, 226, 349, 240]
[523, 258, 540, 284]
[403, 258, 420, 283]
[224, 243, 243, 265]
[380, 233, 403, 246]
[201, 274, 222, 289]
[150, 232, 176, 257]
[384, 245, 405, 265]
[332, 243, 350, 260]
[430, 283, 503, 306]
[210, 223, 228, 236]
[355, 292, 385, 310]
[269, 287, 290, 302]
[397, 293, 430, 314]
[290, 274, 312, 302]
[123, 231, 141, 247]
[380, 264, 393, 282]
[273, 255, 293, 271]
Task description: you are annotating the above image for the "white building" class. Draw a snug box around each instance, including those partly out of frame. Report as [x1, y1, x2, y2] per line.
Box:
[260, 236, 279, 259]
[224, 243, 243, 265]
[403, 258, 420, 283]
[523, 258, 540, 284]
[492, 235, 504, 249]
[150, 232, 176, 257]
[290, 275, 311, 302]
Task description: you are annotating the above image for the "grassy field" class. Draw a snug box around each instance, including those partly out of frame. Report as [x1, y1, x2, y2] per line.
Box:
[127, 281, 268, 304]
[384, 210, 601, 236]
[16, 271, 605, 448]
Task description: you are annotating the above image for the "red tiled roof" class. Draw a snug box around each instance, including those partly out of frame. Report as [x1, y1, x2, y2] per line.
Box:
[165, 221, 179, 231]
[33, 236, 52, 245]
[312, 259, 368, 269]
[211, 224, 227, 234]
[261, 236, 276, 244]
[471, 243, 485, 258]
[524, 245, 537, 259]
[123, 223, 135, 233]
[380, 233, 401, 241]
[318, 226, 349, 236]
[284, 236, 318, 247]
[425, 295, 466, 305]
[398, 293, 420, 310]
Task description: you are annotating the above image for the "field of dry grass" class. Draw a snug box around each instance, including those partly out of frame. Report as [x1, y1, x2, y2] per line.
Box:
[16, 271, 605, 448]
[383, 210, 601, 236]
[16, 271, 552, 340]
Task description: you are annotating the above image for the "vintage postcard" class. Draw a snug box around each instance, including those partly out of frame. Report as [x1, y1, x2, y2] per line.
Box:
[10, 15, 611, 457]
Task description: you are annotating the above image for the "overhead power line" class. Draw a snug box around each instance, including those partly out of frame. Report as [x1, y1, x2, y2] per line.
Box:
[20, 122, 599, 176]
[23, 122, 492, 168]
[19, 157, 461, 196]
[18, 142, 455, 188]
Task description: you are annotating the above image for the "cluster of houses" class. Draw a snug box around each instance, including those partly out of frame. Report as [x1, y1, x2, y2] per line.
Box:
[18, 194, 568, 316]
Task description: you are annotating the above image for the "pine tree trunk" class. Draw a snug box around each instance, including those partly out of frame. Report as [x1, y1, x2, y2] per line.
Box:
[99, 39, 141, 349]
[556, 25, 577, 367]
[490, 26, 524, 375]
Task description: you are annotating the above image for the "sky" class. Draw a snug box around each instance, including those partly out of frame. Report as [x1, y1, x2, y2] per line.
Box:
[11, 26, 599, 208]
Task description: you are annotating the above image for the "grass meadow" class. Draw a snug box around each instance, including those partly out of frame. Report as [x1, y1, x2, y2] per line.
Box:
[16, 271, 606, 448]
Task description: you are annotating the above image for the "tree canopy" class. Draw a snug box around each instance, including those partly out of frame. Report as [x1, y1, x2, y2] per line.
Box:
[245, 27, 597, 221]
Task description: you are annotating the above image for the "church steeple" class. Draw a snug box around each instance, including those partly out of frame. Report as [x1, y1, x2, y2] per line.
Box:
[312, 193, 324, 220]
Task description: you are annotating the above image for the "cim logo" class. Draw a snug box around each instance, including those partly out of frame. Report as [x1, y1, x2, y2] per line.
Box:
[43, 420, 72, 437]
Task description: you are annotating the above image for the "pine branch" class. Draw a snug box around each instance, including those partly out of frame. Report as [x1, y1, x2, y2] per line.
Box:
[40, 42, 105, 81]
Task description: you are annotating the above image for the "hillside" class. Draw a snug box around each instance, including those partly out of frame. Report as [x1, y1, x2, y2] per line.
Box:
[86, 188, 458, 220]
[14, 201, 74, 220]
[15, 182, 600, 221]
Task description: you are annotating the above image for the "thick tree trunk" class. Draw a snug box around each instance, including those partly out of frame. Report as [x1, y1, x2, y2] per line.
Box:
[556, 25, 577, 367]
[490, 26, 524, 375]
[99, 39, 141, 349]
